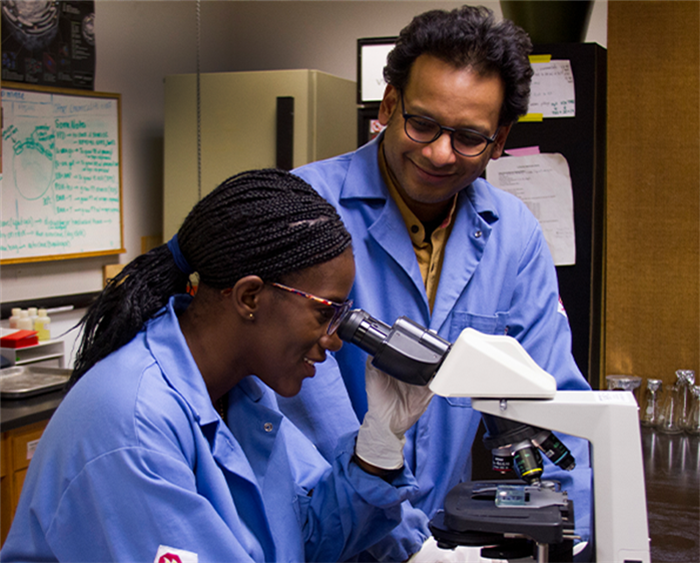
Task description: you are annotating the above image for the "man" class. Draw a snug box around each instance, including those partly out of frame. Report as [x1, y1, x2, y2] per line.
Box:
[277, 5, 592, 561]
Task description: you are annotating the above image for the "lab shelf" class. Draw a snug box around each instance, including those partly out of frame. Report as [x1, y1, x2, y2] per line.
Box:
[0, 340, 65, 369]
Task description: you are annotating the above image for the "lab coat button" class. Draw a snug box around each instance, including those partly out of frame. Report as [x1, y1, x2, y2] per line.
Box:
[264, 422, 274, 432]
[474, 230, 482, 238]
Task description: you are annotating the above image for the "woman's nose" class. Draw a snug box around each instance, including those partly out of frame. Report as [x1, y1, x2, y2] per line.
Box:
[320, 331, 343, 352]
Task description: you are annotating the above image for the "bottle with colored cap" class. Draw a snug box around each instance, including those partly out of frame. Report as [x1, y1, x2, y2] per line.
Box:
[35, 309, 51, 341]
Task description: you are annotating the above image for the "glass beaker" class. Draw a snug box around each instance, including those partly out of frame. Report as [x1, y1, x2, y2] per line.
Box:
[606, 374, 642, 404]
[640, 379, 663, 426]
[684, 385, 700, 435]
[675, 369, 696, 429]
[657, 381, 684, 434]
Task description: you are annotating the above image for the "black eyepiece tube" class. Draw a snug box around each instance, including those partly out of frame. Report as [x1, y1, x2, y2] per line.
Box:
[337, 309, 451, 386]
[337, 309, 392, 354]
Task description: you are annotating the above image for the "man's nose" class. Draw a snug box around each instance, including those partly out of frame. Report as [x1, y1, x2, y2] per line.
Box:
[422, 132, 457, 167]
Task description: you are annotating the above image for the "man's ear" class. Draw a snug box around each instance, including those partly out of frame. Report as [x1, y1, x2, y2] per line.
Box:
[226, 275, 265, 320]
[378, 85, 399, 126]
[489, 123, 513, 160]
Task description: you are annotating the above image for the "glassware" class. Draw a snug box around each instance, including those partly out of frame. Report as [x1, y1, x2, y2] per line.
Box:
[640, 379, 663, 426]
[606, 374, 642, 404]
[675, 369, 696, 429]
[684, 385, 700, 435]
[657, 380, 684, 434]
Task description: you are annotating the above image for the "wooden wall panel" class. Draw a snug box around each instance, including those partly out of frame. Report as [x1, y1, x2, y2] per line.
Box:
[605, 1, 699, 389]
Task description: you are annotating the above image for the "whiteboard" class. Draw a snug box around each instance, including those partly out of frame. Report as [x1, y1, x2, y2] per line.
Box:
[1, 83, 124, 264]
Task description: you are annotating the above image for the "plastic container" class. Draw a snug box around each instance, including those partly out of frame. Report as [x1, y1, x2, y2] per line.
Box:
[34, 309, 51, 341]
[8, 308, 22, 329]
[16, 310, 33, 331]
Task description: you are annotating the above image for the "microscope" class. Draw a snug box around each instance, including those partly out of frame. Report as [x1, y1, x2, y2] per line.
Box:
[337, 310, 650, 563]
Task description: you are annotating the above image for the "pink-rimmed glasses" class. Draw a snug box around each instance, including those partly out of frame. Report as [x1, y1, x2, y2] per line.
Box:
[270, 282, 353, 335]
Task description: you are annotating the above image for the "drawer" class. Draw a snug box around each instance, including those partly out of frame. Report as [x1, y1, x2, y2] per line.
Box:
[0, 433, 8, 478]
[10, 421, 47, 471]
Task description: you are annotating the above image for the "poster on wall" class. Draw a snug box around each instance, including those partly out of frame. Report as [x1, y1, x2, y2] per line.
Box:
[2, 1, 95, 90]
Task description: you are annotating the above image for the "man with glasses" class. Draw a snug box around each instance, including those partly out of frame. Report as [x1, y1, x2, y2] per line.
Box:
[278, 5, 592, 561]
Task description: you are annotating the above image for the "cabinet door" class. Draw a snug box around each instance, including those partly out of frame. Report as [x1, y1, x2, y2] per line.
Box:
[1, 433, 11, 545]
[0, 420, 48, 545]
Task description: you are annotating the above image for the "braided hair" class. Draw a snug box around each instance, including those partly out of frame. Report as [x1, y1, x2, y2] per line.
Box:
[70, 169, 351, 387]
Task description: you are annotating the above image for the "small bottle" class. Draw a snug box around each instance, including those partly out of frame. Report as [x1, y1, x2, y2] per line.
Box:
[685, 385, 700, 435]
[27, 307, 38, 325]
[640, 379, 663, 426]
[34, 309, 51, 341]
[17, 310, 33, 331]
[9, 308, 22, 329]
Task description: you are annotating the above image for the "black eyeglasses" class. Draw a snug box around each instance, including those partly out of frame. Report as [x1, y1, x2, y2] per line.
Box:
[270, 282, 353, 335]
[400, 92, 499, 158]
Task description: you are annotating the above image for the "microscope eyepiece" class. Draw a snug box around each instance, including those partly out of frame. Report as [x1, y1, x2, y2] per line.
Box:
[336, 309, 451, 386]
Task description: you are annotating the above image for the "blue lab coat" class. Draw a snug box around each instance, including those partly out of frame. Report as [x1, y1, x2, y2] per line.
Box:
[0, 295, 417, 563]
[278, 135, 593, 561]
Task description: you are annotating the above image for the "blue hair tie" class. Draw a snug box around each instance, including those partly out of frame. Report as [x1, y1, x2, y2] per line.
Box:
[167, 234, 194, 275]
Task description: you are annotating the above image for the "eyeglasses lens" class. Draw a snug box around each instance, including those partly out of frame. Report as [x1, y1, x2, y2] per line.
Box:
[405, 116, 488, 157]
[328, 301, 352, 335]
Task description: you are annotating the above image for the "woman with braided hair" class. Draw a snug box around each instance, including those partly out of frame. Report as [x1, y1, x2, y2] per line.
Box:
[1, 169, 430, 563]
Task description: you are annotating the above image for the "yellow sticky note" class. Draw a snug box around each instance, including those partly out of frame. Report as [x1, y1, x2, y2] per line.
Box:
[519, 113, 544, 122]
[529, 54, 552, 64]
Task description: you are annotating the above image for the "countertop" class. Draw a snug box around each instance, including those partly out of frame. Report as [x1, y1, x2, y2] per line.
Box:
[641, 426, 700, 562]
[0, 388, 66, 433]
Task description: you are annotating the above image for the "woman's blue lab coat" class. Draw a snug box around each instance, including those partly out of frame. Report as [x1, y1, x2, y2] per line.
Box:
[0, 295, 416, 563]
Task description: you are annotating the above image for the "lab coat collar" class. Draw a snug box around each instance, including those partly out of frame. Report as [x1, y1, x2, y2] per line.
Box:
[467, 177, 500, 224]
[146, 295, 221, 427]
[340, 134, 388, 201]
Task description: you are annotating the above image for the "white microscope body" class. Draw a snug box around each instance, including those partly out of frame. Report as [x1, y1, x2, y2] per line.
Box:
[430, 328, 651, 563]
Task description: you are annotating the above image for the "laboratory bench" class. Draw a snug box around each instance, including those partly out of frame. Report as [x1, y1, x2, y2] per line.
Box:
[0, 392, 698, 560]
[641, 426, 700, 562]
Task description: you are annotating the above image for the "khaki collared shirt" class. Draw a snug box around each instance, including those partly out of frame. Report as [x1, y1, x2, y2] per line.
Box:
[378, 142, 457, 312]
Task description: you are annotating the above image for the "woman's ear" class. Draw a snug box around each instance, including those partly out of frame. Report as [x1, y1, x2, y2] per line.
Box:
[226, 275, 265, 320]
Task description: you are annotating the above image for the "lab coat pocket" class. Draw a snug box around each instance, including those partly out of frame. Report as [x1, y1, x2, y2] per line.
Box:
[444, 312, 509, 407]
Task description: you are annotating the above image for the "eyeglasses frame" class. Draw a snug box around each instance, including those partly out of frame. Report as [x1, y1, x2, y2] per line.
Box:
[399, 91, 500, 158]
[270, 282, 353, 335]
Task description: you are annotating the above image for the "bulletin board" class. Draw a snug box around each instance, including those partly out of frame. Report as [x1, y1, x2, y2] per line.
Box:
[1, 82, 124, 264]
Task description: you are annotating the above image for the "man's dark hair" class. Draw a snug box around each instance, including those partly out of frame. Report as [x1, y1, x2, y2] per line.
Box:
[70, 169, 351, 386]
[384, 5, 533, 125]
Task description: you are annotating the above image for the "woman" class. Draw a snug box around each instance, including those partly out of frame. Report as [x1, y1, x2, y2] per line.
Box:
[1, 170, 430, 562]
